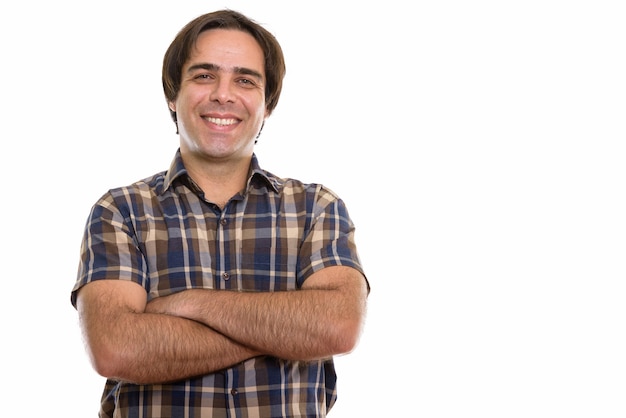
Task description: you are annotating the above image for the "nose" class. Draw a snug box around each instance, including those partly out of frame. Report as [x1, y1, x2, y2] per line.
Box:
[209, 77, 235, 104]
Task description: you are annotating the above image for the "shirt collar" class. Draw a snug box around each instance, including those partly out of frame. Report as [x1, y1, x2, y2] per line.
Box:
[161, 149, 280, 195]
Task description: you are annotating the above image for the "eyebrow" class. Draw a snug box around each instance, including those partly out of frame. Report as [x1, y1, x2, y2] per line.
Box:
[186, 63, 263, 81]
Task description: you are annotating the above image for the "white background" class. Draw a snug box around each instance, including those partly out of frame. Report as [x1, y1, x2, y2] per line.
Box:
[1, 1, 625, 417]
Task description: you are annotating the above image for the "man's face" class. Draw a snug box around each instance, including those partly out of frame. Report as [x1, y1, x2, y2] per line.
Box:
[170, 28, 267, 162]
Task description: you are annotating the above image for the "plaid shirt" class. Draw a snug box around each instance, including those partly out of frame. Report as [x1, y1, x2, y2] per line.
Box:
[71, 150, 365, 418]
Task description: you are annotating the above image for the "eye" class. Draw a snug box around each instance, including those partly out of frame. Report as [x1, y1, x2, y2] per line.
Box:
[193, 73, 215, 82]
[237, 78, 257, 88]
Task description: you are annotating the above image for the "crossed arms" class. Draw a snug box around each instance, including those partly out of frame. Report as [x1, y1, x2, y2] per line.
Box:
[76, 265, 368, 384]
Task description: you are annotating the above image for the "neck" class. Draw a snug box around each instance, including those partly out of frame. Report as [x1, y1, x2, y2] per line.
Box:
[182, 152, 252, 208]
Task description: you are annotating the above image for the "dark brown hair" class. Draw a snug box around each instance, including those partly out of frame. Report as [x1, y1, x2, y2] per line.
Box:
[162, 9, 286, 124]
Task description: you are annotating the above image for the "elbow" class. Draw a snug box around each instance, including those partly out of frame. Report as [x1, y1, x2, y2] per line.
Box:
[91, 353, 119, 380]
[332, 299, 367, 355]
[331, 318, 364, 355]
[85, 340, 132, 381]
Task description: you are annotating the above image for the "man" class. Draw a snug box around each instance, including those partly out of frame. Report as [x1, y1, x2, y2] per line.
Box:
[71, 9, 369, 418]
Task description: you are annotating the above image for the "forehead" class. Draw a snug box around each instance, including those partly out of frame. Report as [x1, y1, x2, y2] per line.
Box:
[188, 29, 265, 74]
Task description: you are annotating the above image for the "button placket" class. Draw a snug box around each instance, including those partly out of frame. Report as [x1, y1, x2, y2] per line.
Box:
[218, 213, 230, 283]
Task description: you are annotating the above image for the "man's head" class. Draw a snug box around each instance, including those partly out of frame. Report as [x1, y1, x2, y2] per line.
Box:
[162, 10, 286, 127]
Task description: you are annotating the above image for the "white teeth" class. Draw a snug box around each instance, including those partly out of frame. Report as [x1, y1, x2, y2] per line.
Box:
[205, 117, 237, 126]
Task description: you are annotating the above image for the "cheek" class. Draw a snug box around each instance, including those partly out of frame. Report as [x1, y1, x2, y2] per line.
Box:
[176, 89, 205, 111]
[242, 92, 267, 114]
[248, 101, 267, 122]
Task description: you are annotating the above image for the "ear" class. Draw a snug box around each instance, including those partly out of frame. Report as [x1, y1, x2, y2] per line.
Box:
[168, 101, 176, 112]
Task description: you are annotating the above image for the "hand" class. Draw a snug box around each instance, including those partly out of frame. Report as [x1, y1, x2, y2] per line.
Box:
[145, 293, 177, 315]
[145, 289, 207, 319]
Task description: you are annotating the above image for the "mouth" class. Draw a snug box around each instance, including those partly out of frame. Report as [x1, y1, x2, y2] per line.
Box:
[204, 116, 239, 126]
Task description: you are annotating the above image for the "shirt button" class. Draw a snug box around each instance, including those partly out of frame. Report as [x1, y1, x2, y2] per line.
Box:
[220, 218, 227, 226]
[222, 272, 230, 280]
[231, 388, 238, 396]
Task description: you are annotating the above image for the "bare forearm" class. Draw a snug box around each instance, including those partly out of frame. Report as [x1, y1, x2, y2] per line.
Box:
[82, 307, 259, 384]
[146, 268, 368, 361]
[204, 289, 360, 359]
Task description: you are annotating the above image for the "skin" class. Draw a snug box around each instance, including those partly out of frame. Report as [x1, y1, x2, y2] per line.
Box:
[76, 28, 368, 385]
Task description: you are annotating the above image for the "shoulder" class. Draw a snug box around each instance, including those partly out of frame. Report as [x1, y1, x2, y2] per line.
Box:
[91, 171, 167, 216]
[258, 169, 339, 201]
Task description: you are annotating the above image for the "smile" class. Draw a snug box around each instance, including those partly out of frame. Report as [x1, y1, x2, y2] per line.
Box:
[205, 117, 238, 126]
